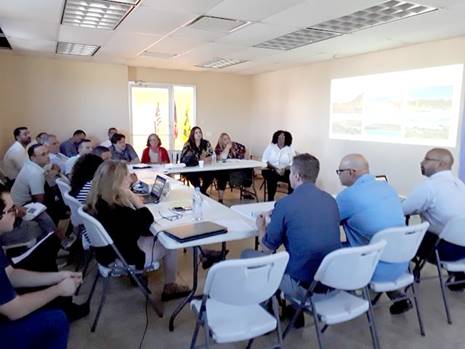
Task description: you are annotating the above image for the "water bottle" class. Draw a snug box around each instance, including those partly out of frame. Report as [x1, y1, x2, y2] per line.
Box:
[193, 187, 203, 221]
[212, 153, 217, 163]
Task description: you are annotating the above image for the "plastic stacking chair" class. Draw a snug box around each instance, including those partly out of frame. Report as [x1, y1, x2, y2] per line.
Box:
[77, 207, 162, 332]
[369, 222, 429, 336]
[283, 241, 386, 349]
[189, 252, 289, 349]
[56, 178, 71, 198]
[432, 216, 465, 324]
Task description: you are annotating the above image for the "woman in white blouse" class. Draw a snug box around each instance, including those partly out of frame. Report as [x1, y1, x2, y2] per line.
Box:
[261, 130, 295, 201]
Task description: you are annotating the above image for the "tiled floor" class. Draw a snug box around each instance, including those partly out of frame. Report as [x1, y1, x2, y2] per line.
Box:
[68, 183, 465, 349]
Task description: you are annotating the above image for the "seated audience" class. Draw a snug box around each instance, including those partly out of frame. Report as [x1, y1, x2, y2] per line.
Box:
[86, 161, 189, 300]
[69, 154, 103, 202]
[262, 130, 295, 201]
[92, 146, 112, 161]
[3, 127, 32, 183]
[64, 139, 93, 176]
[109, 133, 140, 163]
[141, 133, 170, 164]
[44, 134, 68, 173]
[100, 127, 117, 148]
[0, 185, 82, 349]
[403, 148, 465, 289]
[336, 154, 410, 314]
[214, 133, 253, 203]
[60, 130, 86, 157]
[243, 154, 340, 325]
[180, 127, 214, 194]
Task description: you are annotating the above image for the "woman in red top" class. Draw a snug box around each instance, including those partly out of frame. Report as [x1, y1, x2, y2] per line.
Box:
[141, 133, 170, 164]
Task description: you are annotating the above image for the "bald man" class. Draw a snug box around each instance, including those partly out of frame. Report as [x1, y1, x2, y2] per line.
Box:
[403, 148, 465, 289]
[336, 154, 411, 314]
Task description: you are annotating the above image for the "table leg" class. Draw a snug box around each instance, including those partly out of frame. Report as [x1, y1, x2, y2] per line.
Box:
[169, 246, 199, 332]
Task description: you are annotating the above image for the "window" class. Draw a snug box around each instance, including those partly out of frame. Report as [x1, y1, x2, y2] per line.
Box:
[329, 64, 464, 147]
[129, 82, 196, 155]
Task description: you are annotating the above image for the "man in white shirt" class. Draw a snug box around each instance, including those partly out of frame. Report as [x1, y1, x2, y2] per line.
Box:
[64, 139, 93, 176]
[3, 127, 32, 182]
[403, 148, 465, 287]
[11, 144, 55, 206]
[100, 127, 117, 148]
[43, 135, 68, 173]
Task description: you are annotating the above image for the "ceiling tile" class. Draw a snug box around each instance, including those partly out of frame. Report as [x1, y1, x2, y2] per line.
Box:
[140, 0, 223, 15]
[117, 6, 195, 35]
[8, 37, 57, 53]
[99, 31, 162, 56]
[208, 0, 305, 22]
[0, 0, 64, 23]
[0, 18, 59, 41]
[58, 25, 114, 46]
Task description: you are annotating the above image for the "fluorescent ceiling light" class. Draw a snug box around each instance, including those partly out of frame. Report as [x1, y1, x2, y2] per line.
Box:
[188, 15, 250, 33]
[255, 0, 437, 50]
[312, 0, 437, 34]
[56, 42, 100, 56]
[196, 58, 248, 69]
[255, 28, 340, 50]
[61, 0, 138, 30]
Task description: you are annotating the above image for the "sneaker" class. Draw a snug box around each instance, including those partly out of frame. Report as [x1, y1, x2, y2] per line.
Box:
[389, 299, 412, 315]
[61, 233, 77, 249]
[242, 193, 255, 200]
[161, 283, 191, 301]
[201, 249, 229, 270]
[447, 274, 465, 292]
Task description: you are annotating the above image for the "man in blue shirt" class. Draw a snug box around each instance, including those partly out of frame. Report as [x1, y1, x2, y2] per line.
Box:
[244, 154, 340, 325]
[59, 129, 86, 157]
[110, 133, 140, 163]
[336, 153, 410, 314]
[0, 185, 82, 349]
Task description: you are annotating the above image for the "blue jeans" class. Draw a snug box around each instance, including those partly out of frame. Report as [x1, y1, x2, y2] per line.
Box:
[0, 309, 69, 349]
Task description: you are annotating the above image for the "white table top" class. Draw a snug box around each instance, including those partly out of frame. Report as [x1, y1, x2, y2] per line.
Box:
[230, 202, 276, 222]
[129, 159, 266, 175]
[143, 176, 257, 249]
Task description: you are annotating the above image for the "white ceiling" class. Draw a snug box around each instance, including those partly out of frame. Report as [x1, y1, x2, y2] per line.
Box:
[1, 0, 465, 75]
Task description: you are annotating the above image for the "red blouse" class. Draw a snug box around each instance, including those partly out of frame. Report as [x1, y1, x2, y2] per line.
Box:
[141, 146, 170, 164]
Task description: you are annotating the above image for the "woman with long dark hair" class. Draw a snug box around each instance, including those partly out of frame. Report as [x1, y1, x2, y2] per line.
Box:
[180, 126, 214, 194]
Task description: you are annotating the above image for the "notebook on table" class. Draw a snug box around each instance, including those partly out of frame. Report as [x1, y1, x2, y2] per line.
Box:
[162, 222, 228, 243]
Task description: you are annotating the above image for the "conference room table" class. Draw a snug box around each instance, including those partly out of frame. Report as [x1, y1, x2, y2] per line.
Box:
[129, 165, 262, 331]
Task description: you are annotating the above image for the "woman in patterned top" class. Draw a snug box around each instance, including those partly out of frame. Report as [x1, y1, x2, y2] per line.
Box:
[69, 154, 103, 201]
[180, 127, 214, 194]
[214, 133, 254, 203]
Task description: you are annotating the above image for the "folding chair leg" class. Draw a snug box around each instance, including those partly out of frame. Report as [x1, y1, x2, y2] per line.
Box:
[245, 338, 254, 349]
[283, 304, 304, 339]
[410, 283, 426, 336]
[310, 300, 324, 349]
[91, 276, 110, 332]
[86, 270, 100, 304]
[272, 296, 284, 349]
[75, 250, 93, 296]
[435, 252, 452, 324]
[129, 272, 163, 318]
[203, 317, 211, 349]
[364, 288, 380, 349]
[189, 313, 203, 349]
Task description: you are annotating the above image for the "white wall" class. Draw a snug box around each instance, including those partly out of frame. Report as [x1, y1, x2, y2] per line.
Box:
[248, 36, 465, 196]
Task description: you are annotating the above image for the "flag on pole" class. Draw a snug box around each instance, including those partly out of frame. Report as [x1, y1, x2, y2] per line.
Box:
[183, 106, 191, 142]
[154, 101, 162, 132]
[173, 102, 178, 139]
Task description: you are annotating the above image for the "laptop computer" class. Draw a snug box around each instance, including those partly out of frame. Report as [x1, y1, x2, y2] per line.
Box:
[162, 221, 228, 243]
[142, 175, 167, 204]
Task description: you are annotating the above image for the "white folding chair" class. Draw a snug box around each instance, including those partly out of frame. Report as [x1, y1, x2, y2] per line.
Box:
[283, 241, 386, 349]
[433, 216, 465, 324]
[369, 222, 429, 336]
[55, 177, 71, 198]
[189, 251, 289, 349]
[77, 207, 162, 332]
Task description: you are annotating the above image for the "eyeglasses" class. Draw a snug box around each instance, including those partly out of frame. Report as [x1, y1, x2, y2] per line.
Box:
[423, 157, 441, 162]
[0, 205, 17, 219]
[336, 168, 352, 175]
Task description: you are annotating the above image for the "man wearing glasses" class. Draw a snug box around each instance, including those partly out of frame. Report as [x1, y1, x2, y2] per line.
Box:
[0, 185, 82, 349]
[335, 153, 411, 314]
[403, 148, 465, 289]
